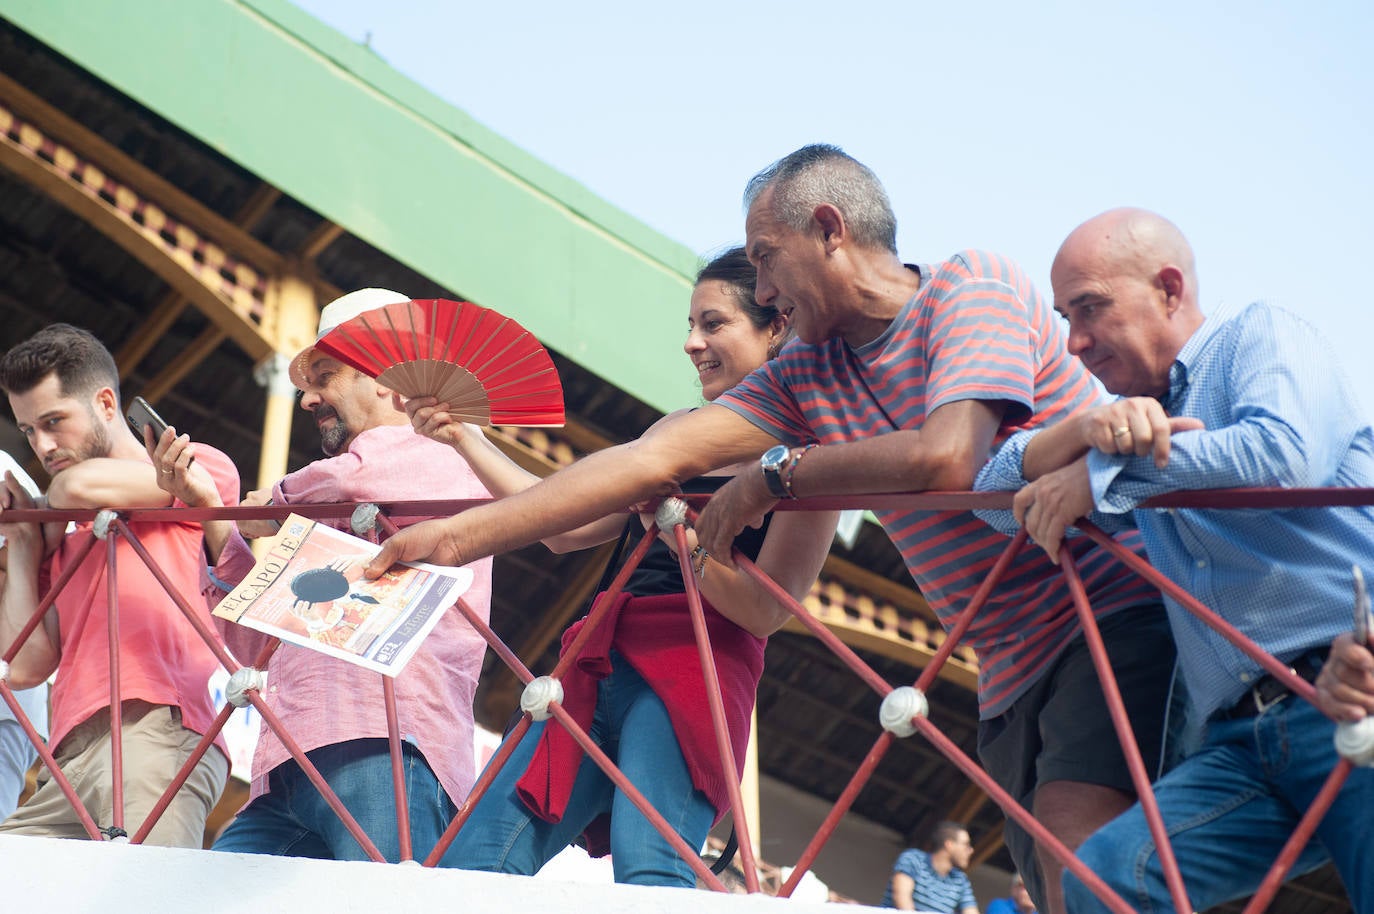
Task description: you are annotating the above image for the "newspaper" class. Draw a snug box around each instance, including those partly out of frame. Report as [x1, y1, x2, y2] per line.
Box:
[212, 513, 474, 676]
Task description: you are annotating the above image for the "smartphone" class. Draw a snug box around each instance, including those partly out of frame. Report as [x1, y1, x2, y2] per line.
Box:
[1355, 565, 1371, 647]
[126, 395, 170, 440]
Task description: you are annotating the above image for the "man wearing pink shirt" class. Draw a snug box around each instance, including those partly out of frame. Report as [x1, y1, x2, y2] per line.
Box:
[0, 323, 234, 846]
[157, 288, 494, 862]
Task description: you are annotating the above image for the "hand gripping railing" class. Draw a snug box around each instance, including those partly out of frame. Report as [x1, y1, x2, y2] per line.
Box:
[2, 487, 1372, 914]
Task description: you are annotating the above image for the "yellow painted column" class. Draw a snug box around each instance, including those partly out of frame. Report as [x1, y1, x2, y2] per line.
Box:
[253, 351, 295, 492]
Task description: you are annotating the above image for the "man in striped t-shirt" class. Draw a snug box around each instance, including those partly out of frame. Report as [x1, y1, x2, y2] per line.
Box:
[882, 821, 979, 913]
[695, 146, 1172, 914]
[367, 146, 1173, 914]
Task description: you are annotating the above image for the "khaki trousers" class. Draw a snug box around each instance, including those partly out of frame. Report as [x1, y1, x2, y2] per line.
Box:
[0, 700, 227, 847]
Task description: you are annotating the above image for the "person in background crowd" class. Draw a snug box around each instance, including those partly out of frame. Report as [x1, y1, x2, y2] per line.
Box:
[882, 820, 979, 914]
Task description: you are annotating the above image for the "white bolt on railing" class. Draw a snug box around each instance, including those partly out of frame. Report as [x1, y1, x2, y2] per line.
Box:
[520, 675, 565, 722]
[878, 686, 928, 738]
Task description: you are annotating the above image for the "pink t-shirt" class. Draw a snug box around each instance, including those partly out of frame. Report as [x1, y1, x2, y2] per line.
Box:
[44, 446, 239, 757]
[214, 424, 493, 806]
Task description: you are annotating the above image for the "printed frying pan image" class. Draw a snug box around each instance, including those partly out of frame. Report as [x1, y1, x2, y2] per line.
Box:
[289, 559, 379, 634]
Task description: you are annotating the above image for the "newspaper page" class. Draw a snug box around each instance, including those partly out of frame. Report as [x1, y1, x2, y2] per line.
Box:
[212, 513, 474, 676]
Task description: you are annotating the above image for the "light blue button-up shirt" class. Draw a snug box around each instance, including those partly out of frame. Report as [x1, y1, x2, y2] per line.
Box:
[978, 301, 1374, 719]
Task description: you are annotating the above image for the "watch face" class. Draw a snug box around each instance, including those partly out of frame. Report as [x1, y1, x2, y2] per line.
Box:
[761, 444, 790, 471]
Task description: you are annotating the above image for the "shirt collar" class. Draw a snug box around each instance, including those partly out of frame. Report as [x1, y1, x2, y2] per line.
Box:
[1163, 301, 1236, 412]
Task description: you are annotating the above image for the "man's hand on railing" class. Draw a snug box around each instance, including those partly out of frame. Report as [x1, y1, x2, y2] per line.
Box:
[0, 469, 44, 566]
[235, 488, 282, 540]
[693, 470, 776, 570]
[1316, 632, 1374, 723]
[1013, 458, 1093, 565]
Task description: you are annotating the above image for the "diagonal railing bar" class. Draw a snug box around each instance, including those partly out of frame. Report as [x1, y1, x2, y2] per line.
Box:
[773, 530, 1028, 896]
[116, 519, 386, 859]
[381, 675, 413, 862]
[114, 518, 239, 675]
[542, 698, 729, 892]
[911, 714, 1138, 914]
[454, 594, 537, 686]
[0, 527, 99, 666]
[1240, 759, 1353, 914]
[731, 546, 891, 697]
[232, 664, 389, 860]
[670, 521, 762, 893]
[420, 593, 543, 863]
[1080, 522, 1318, 706]
[1058, 544, 1191, 914]
[911, 529, 1029, 694]
[0, 678, 103, 839]
[423, 713, 534, 866]
[131, 638, 281, 845]
[104, 529, 126, 837]
[0, 530, 106, 840]
[434, 520, 724, 880]
[370, 511, 415, 861]
[778, 731, 894, 898]
[546, 523, 659, 682]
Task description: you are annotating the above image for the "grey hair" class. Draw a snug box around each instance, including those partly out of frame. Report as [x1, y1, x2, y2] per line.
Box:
[743, 144, 898, 254]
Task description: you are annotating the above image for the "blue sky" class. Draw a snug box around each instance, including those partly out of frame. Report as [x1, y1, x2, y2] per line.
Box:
[290, 0, 1374, 419]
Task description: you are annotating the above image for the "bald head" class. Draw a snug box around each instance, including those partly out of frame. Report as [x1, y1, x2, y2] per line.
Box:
[1053, 208, 1197, 301]
[1050, 208, 1205, 397]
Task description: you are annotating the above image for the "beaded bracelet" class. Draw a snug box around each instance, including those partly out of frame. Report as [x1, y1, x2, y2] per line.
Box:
[780, 443, 818, 499]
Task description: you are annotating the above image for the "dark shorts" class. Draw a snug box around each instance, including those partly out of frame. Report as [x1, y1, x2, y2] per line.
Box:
[976, 602, 1176, 905]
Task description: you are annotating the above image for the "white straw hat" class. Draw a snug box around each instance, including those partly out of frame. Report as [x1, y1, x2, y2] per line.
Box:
[288, 287, 410, 389]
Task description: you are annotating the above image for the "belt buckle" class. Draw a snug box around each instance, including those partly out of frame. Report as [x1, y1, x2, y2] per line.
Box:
[1251, 669, 1296, 715]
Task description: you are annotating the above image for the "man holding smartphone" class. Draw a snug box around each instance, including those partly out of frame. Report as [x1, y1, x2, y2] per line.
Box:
[0, 323, 237, 846]
[151, 288, 494, 863]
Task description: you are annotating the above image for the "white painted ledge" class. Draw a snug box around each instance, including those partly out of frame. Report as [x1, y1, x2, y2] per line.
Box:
[0, 833, 882, 914]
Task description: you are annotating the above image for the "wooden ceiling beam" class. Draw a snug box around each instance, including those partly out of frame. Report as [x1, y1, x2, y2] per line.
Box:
[297, 220, 345, 262]
[0, 104, 274, 361]
[0, 71, 282, 274]
[234, 184, 281, 233]
[970, 827, 1006, 869]
[115, 288, 191, 382]
[944, 780, 990, 826]
[136, 325, 226, 404]
[116, 183, 283, 381]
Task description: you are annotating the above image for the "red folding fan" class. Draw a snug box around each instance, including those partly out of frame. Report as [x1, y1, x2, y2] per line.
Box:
[314, 298, 565, 427]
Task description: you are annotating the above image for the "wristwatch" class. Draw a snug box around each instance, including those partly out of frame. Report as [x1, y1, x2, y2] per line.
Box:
[759, 444, 791, 499]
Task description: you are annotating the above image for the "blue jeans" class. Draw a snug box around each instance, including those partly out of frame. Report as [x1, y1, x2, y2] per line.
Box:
[0, 718, 38, 822]
[440, 658, 715, 887]
[1064, 697, 1374, 912]
[213, 738, 455, 862]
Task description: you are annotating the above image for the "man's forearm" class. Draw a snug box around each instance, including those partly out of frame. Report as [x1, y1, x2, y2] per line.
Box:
[1021, 419, 1093, 481]
[786, 400, 1005, 498]
[0, 561, 59, 687]
[449, 439, 699, 561]
[47, 458, 170, 509]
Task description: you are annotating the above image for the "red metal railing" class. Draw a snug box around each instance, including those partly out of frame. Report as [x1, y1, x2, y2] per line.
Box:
[1, 488, 1371, 913]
